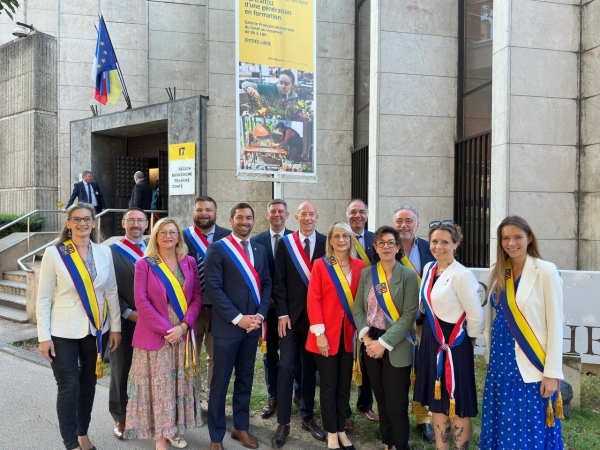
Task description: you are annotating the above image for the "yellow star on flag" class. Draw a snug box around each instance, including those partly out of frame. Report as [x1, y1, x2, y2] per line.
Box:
[103, 51, 108, 55]
[101, 59, 106, 63]
[97, 64, 101, 68]
[100, 41, 105, 46]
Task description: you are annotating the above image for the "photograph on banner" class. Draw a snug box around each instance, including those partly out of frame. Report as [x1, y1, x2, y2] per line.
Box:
[238, 63, 314, 174]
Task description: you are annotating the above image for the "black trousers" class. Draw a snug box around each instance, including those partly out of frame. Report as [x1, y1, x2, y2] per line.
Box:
[313, 332, 353, 433]
[108, 318, 135, 422]
[363, 328, 411, 450]
[51, 333, 107, 450]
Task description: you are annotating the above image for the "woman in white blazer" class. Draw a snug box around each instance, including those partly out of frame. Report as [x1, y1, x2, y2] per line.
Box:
[480, 216, 564, 449]
[413, 221, 484, 450]
[37, 203, 121, 450]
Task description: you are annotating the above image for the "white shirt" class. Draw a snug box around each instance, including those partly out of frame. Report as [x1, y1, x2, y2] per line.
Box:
[298, 230, 316, 260]
[83, 181, 97, 207]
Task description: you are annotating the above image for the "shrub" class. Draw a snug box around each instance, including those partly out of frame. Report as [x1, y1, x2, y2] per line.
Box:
[0, 214, 45, 239]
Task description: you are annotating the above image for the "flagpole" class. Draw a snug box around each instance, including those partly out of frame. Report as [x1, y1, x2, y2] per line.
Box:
[100, 15, 132, 109]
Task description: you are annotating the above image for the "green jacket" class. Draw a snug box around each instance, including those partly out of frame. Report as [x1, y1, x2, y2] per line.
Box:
[353, 262, 419, 368]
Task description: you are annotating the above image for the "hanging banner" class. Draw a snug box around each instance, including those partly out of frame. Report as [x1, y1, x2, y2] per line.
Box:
[236, 0, 317, 183]
[168, 143, 195, 196]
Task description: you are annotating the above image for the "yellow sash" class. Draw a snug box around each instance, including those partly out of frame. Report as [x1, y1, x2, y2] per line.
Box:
[401, 254, 422, 285]
[354, 236, 371, 267]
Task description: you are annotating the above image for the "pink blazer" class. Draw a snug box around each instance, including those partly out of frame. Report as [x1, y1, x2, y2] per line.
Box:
[132, 255, 202, 351]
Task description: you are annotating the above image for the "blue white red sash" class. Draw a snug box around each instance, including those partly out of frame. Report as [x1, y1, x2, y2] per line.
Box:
[282, 232, 313, 287]
[110, 238, 144, 264]
[420, 262, 467, 414]
[322, 256, 356, 329]
[184, 225, 209, 259]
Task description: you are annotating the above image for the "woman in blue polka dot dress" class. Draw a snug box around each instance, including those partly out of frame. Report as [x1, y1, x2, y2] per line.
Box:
[480, 216, 563, 450]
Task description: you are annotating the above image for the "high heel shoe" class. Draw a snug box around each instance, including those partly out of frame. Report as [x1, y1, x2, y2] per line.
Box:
[167, 436, 188, 448]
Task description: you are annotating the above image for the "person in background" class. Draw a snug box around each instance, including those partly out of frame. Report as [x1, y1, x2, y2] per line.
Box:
[129, 171, 153, 210]
[272, 122, 305, 163]
[63, 171, 105, 214]
[37, 203, 121, 450]
[242, 69, 299, 102]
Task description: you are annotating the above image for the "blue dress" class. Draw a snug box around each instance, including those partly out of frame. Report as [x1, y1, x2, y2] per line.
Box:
[480, 279, 563, 449]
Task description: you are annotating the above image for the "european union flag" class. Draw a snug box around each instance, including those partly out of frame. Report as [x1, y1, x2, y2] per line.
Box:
[91, 16, 122, 105]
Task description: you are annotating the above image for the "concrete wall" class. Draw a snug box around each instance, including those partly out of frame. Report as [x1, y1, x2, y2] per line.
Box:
[368, 0, 458, 233]
[491, 0, 579, 269]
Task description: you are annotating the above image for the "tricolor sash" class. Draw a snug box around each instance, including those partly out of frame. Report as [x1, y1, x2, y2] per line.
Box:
[420, 262, 467, 417]
[400, 255, 422, 285]
[110, 238, 144, 264]
[282, 232, 313, 287]
[322, 256, 356, 329]
[144, 255, 197, 378]
[56, 240, 107, 379]
[354, 236, 371, 267]
[184, 225, 209, 259]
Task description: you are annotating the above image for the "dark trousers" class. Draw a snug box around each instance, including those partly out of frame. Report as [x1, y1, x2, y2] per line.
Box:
[108, 318, 135, 422]
[208, 333, 258, 443]
[277, 314, 317, 425]
[263, 307, 302, 399]
[314, 332, 353, 433]
[51, 333, 107, 450]
[364, 333, 411, 449]
[347, 343, 374, 418]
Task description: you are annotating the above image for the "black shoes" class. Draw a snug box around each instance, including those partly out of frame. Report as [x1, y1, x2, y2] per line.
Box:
[272, 424, 290, 448]
[416, 423, 435, 443]
[301, 418, 326, 441]
[261, 397, 277, 418]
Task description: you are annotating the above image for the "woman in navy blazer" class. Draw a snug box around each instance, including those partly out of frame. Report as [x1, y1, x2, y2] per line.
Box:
[124, 218, 203, 450]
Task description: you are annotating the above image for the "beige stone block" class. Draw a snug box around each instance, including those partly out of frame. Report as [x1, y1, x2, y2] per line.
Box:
[578, 239, 600, 271]
[375, 195, 453, 234]
[117, 74, 148, 104]
[536, 239, 576, 270]
[509, 191, 577, 240]
[380, 31, 456, 77]
[208, 8, 234, 43]
[278, 198, 351, 233]
[103, 21, 148, 51]
[58, 0, 98, 15]
[579, 192, 600, 240]
[149, 1, 206, 33]
[317, 58, 354, 95]
[59, 38, 96, 63]
[317, 21, 354, 60]
[377, 155, 453, 198]
[512, 0, 579, 52]
[583, 0, 600, 51]
[25, 8, 58, 35]
[492, 47, 509, 146]
[207, 138, 236, 170]
[581, 144, 600, 192]
[510, 96, 576, 146]
[101, 0, 148, 25]
[59, 86, 92, 111]
[208, 73, 235, 106]
[59, 13, 97, 40]
[317, 94, 353, 132]
[59, 109, 89, 134]
[280, 164, 351, 202]
[60, 62, 93, 88]
[206, 168, 272, 204]
[509, 144, 577, 192]
[316, 130, 353, 166]
[379, 115, 455, 157]
[58, 156, 72, 201]
[207, 105, 235, 138]
[511, 48, 577, 99]
[379, 73, 456, 118]
[59, 133, 70, 159]
[490, 144, 511, 227]
[380, 0, 457, 38]
[149, 30, 206, 63]
[157, 0, 206, 4]
[25, 0, 56, 10]
[208, 0, 232, 10]
[148, 87, 171, 104]
[208, 41, 235, 75]
[149, 59, 207, 91]
[582, 95, 600, 146]
[111, 48, 149, 77]
[317, 0, 354, 24]
[493, 0, 510, 53]
[582, 46, 600, 98]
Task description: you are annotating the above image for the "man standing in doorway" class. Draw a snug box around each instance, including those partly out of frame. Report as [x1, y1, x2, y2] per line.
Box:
[393, 205, 436, 444]
[108, 207, 148, 439]
[183, 196, 231, 396]
[63, 170, 105, 214]
[129, 171, 153, 210]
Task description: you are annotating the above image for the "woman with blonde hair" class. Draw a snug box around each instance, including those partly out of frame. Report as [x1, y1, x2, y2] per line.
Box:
[480, 216, 564, 449]
[124, 217, 203, 450]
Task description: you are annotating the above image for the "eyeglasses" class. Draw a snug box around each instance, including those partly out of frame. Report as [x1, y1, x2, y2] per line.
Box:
[70, 216, 94, 224]
[429, 220, 455, 229]
[331, 233, 351, 241]
[124, 218, 148, 224]
[375, 240, 398, 248]
[158, 230, 178, 237]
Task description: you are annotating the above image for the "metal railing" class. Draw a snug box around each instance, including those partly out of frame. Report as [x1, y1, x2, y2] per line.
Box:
[0, 209, 64, 252]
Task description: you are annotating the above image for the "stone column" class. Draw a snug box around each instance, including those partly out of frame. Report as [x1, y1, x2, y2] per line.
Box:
[491, 0, 579, 268]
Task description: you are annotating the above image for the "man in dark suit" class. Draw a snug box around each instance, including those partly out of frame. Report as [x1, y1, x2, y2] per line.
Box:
[393, 205, 436, 444]
[183, 195, 231, 395]
[128, 171, 153, 210]
[251, 199, 302, 420]
[63, 170, 106, 214]
[345, 199, 378, 429]
[271, 201, 326, 448]
[108, 207, 149, 439]
[204, 203, 272, 450]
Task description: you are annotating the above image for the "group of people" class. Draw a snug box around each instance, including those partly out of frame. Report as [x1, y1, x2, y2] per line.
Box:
[36, 195, 565, 450]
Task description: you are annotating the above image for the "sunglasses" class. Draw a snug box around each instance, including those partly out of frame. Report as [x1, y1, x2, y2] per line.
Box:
[429, 220, 455, 229]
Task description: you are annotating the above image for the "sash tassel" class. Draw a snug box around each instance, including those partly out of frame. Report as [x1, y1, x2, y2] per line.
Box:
[95, 353, 103, 379]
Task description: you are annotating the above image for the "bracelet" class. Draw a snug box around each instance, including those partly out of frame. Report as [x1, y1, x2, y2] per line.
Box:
[180, 322, 189, 333]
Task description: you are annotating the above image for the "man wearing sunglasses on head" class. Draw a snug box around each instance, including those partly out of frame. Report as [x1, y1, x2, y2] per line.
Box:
[392, 205, 436, 443]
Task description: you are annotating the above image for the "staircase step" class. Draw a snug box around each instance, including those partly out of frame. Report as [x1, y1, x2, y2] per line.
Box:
[0, 280, 26, 296]
[3, 270, 27, 282]
[0, 292, 26, 311]
[0, 305, 28, 323]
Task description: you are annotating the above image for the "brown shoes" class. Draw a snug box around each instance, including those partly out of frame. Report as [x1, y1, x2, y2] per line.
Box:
[271, 424, 290, 448]
[113, 421, 125, 439]
[231, 429, 258, 449]
[209, 442, 224, 450]
[345, 418, 353, 433]
[261, 397, 277, 418]
[358, 408, 379, 421]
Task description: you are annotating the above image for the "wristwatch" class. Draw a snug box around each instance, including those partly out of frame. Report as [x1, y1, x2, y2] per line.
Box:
[315, 332, 322, 337]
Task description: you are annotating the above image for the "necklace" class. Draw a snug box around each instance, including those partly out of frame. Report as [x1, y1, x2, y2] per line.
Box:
[337, 259, 350, 267]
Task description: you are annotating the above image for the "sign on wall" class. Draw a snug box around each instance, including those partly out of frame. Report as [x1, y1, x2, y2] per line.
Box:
[168, 143, 195, 196]
[236, 0, 317, 182]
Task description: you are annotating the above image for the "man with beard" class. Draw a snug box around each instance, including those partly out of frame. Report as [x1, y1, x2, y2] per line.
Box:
[393, 205, 436, 444]
[204, 203, 272, 450]
[108, 207, 149, 438]
[183, 196, 231, 394]
[271, 201, 326, 448]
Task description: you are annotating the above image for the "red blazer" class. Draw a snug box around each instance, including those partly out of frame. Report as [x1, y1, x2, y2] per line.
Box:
[132, 255, 202, 351]
[306, 257, 365, 355]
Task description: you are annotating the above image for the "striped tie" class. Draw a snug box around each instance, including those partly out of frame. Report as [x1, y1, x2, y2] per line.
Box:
[197, 234, 207, 292]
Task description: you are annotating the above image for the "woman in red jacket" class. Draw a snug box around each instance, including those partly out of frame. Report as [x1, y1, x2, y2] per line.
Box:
[307, 222, 365, 450]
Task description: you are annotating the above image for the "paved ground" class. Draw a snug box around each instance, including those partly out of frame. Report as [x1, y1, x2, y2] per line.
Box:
[0, 318, 320, 450]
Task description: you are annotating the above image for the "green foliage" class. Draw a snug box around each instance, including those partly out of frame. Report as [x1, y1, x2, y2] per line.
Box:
[0, 0, 20, 19]
[0, 213, 45, 239]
